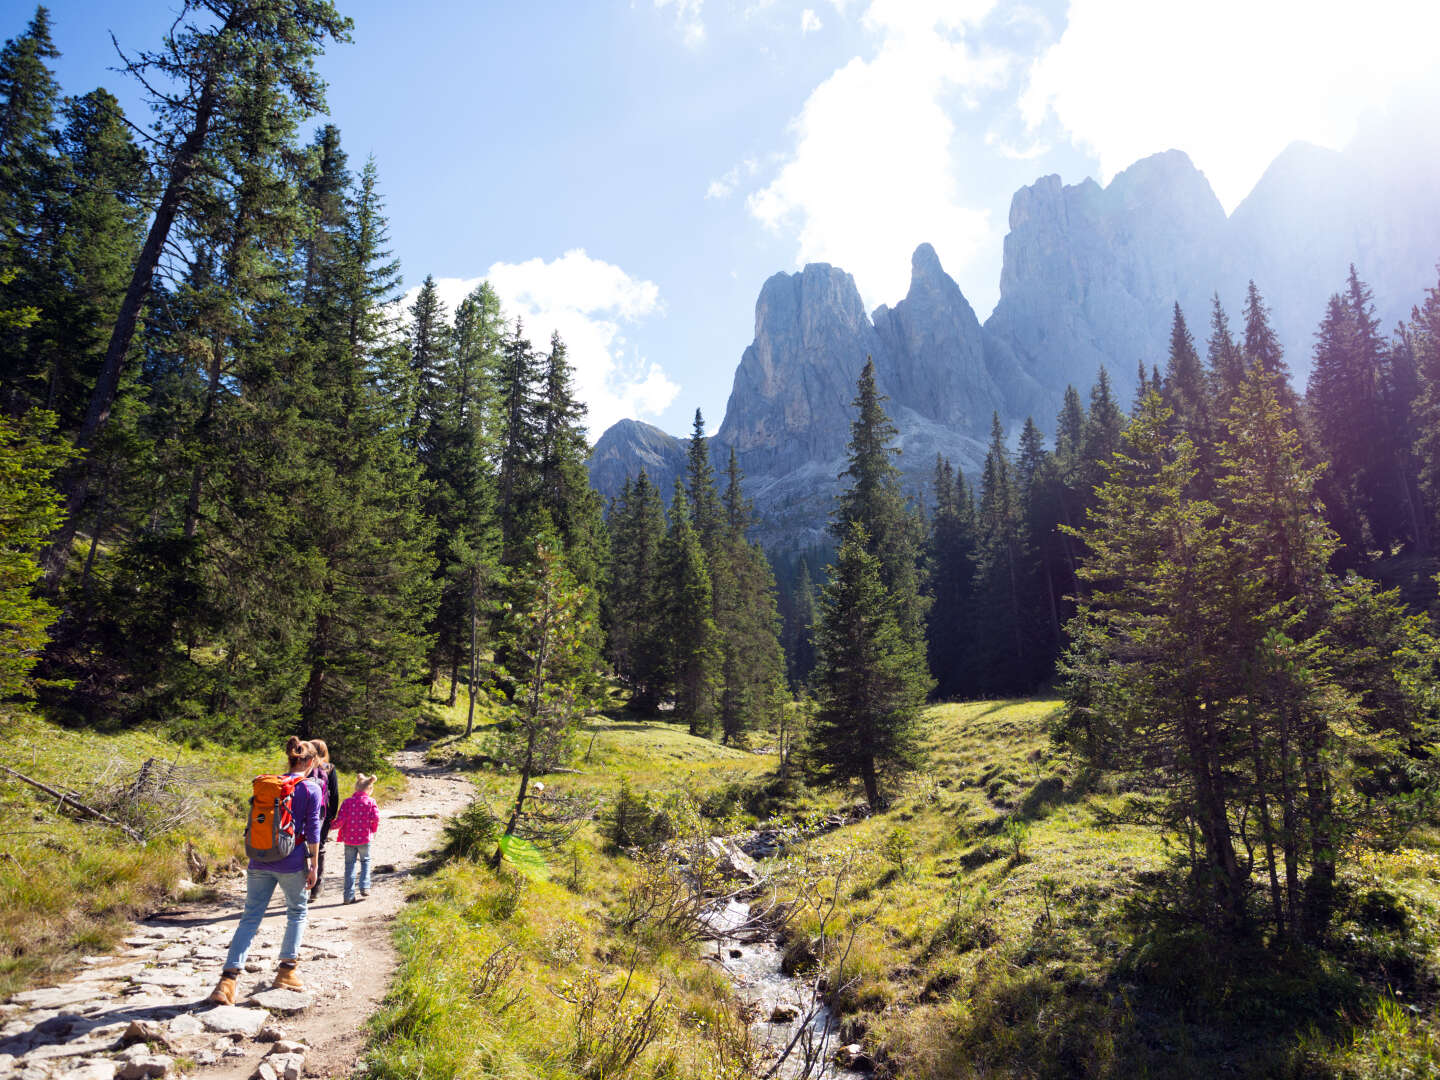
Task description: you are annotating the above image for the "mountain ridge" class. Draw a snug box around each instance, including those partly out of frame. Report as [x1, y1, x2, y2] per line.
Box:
[591, 133, 1440, 549]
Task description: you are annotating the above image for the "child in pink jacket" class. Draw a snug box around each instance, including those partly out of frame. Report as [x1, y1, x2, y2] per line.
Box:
[336, 774, 380, 903]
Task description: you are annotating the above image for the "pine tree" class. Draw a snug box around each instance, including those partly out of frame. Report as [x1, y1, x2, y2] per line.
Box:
[788, 556, 817, 689]
[661, 482, 718, 737]
[493, 320, 542, 554]
[833, 358, 926, 644]
[286, 153, 438, 765]
[1207, 293, 1245, 412]
[1242, 280, 1299, 416]
[426, 282, 501, 709]
[405, 274, 452, 443]
[925, 456, 977, 698]
[811, 521, 931, 809]
[0, 408, 73, 705]
[29, 90, 149, 428]
[0, 7, 63, 418]
[714, 447, 786, 745]
[534, 331, 606, 589]
[44, 0, 353, 578]
[1061, 389, 1252, 928]
[1410, 266, 1440, 560]
[686, 408, 723, 557]
[1163, 304, 1212, 462]
[0, 7, 59, 274]
[606, 469, 668, 711]
[490, 533, 598, 869]
[973, 412, 1027, 693]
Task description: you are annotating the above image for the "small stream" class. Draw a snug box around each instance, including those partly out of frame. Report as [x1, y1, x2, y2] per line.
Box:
[703, 896, 867, 1079]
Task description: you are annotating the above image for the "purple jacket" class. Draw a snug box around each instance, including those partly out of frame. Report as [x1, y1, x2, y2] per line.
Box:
[249, 773, 323, 874]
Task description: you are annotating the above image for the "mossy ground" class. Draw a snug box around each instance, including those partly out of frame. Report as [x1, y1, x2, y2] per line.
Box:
[371, 698, 1440, 1080]
[0, 711, 404, 999]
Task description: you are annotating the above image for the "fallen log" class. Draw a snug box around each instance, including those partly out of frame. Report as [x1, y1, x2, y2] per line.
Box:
[0, 764, 144, 842]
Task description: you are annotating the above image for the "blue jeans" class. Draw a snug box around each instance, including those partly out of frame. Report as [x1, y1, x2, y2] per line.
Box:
[224, 867, 309, 970]
[343, 843, 372, 901]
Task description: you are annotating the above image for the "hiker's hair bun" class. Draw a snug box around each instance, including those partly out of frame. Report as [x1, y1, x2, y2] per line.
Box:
[284, 736, 316, 768]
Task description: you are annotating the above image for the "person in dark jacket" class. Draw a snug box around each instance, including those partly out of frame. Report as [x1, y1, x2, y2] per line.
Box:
[309, 738, 341, 901]
[208, 737, 323, 1004]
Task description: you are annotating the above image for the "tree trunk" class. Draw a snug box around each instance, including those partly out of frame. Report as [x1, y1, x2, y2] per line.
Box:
[490, 725, 537, 870]
[1249, 719, 1285, 937]
[45, 76, 220, 583]
[464, 572, 479, 738]
[1301, 730, 1336, 939]
[861, 757, 880, 811]
[1278, 707, 1301, 937]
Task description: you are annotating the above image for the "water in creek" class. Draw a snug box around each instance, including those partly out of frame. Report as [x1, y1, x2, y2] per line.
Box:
[704, 899, 867, 1080]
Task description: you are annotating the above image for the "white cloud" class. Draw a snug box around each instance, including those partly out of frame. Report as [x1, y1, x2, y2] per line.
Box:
[654, 0, 705, 47]
[405, 251, 678, 439]
[1021, 0, 1440, 213]
[747, 0, 1009, 305]
[800, 8, 823, 34]
[705, 156, 759, 200]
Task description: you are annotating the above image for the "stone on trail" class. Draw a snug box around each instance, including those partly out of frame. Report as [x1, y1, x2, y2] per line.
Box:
[116, 1052, 172, 1079]
[255, 1017, 287, 1042]
[119, 1020, 173, 1049]
[21, 1040, 114, 1062]
[11, 986, 108, 1010]
[266, 1040, 307, 1056]
[74, 963, 147, 983]
[253, 1050, 304, 1080]
[246, 989, 314, 1014]
[164, 1014, 204, 1038]
[199, 1005, 269, 1037]
[55, 1064, 118, 1080]
[131, 969, 198, 989]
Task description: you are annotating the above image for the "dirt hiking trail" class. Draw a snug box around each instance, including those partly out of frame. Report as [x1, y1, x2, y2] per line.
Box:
[0, 747, 472, 1080]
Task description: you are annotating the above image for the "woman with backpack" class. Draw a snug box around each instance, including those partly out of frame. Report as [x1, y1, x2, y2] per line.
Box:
[208, 736, 324, 1005]
[309, 739, 340, 901]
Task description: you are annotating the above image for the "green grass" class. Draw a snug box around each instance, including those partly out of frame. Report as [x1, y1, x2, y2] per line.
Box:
[773, 700, 1440, 1080]
[0, 711, 405, 998]
[367, 711, 776, 1080]
[366, 697, 1440, 1079]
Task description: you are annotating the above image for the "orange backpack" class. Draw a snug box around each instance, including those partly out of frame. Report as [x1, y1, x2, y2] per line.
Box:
[244, 775, 303, 862]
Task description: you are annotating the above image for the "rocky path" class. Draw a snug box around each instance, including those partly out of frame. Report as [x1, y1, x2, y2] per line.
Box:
[0, 748, 472, 1080]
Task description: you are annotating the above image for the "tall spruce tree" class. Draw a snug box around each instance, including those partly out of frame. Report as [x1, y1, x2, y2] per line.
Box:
[661, 482, 718, 737]
[714, 447, 786, 744]
[606, 470, 668, 711]
[811, 521, 930, 809]
[833, 358, 926, 645]
[973, 413, 1028, 693]
[926, 455, 977, 698]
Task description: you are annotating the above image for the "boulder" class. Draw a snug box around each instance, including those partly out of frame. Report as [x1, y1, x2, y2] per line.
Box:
[705, 839, 759, 883]
[116, 1053, 172, 1079]
[199, 1006, 269, 1037]
[119, 1021, 172, 1049]
[247, 989, 314, 1014]
[56, 1065, 117, 1080]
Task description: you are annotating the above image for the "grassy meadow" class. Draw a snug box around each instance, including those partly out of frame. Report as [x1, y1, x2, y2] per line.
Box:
[367, 698, 1440, 1080]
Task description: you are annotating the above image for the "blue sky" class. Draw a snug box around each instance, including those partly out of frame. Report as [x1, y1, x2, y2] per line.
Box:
[34, 0, 1440, 438]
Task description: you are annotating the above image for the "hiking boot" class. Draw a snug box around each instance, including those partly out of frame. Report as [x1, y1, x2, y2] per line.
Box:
[360, 889, 369, 898]
[208, 971, 238, 1005]
[273, 962, 304, 991]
